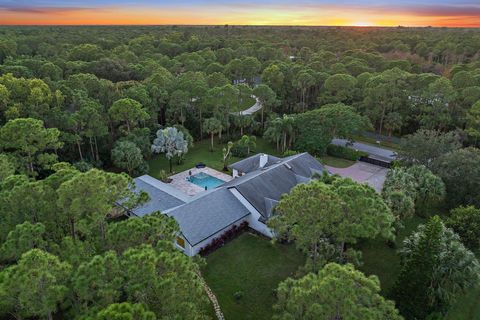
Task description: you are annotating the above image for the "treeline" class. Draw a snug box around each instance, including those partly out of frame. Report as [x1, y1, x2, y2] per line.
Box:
[0, 26, 480, 320]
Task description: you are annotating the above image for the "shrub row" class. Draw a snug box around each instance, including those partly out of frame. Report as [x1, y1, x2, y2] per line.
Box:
[326, 144, 368, 161]
[199, 221, 249, 256]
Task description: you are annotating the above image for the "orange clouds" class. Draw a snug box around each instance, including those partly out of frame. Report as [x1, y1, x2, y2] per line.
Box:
[0, 4, 479, 27]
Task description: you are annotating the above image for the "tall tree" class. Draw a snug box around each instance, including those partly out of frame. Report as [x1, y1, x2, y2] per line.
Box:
[109, 98, 150, 133]
[320, 73, 357, 104]
[294, 103, 370, 154]
[446, 206, 480, 251]
[253, 84, 277, 127]
[0, 222, 47, 263]
[269, 178, 394, 271]
[393, 216, 480, 319]
[432, 147, 480, 208]
[466, 101, 480, 145]
[73, 251, 123, 313]
[363, 68, 410, 135]
[202, 117, 223, 152]
[151, 127, 188, 173]
[94, 302, 156, 320]
[398, 129, 461, 168]
[0, 249, 71, 320]
[121, 245, 209, 319]
[273, 263, 402, 320]
[57, 169, 134, 242]
[111, 140, 147, 176]
[0, 118, 62, 175]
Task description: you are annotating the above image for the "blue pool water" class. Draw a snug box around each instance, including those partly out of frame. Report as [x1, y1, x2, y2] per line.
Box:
[187, 172, 225, 190]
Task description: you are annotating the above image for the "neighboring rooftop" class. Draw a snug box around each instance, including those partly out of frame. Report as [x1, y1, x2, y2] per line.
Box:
[331, 138, 397, 163]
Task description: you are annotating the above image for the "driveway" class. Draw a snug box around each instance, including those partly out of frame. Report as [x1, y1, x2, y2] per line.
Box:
[326, 162, 388, 193]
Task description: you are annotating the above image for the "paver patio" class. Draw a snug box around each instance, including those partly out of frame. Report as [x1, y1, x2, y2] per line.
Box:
[169, 167, 233, 196]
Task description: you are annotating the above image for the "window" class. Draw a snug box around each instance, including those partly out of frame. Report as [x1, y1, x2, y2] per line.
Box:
[176, 236, 185, 249]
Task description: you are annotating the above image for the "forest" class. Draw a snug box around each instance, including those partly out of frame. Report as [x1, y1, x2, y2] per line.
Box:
[0, 25, 480, 319]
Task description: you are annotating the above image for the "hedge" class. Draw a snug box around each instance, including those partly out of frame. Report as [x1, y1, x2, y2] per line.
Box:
[326, 144, 368, 161]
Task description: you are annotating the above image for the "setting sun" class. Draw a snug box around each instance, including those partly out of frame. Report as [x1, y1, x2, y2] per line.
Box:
[0, 1, 479, 27]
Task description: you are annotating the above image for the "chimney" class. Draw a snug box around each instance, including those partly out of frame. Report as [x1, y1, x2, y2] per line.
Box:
[259, 154, 268, 169]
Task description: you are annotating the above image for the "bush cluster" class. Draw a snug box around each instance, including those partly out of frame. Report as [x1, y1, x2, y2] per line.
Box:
[326, 144, 367, 161]
[199, 221, 249, 256]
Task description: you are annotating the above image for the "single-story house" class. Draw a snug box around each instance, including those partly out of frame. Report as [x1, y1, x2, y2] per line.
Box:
[331, 138, 397, 168]
[125, 152, 326, 256]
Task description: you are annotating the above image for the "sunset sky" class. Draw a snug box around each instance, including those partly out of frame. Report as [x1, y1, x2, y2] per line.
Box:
[0, 0, 479, 27]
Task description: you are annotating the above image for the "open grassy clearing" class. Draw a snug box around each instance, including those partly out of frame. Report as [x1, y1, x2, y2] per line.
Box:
[353, 134, 402, 152]
[147, 137, 354, 179]
[358, 216, 426, 294]
[202, 233, 305, 320]
[318, 155, 356, 168]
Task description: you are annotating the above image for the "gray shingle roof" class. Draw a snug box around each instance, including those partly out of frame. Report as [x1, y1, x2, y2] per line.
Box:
[228, 154, 281, 173]
[130, 175, 189, 217]
[224, 153, 325, 220]
[129, 153, 325, 247]
[167, 188, 250, 245]
[331, 138, 397, 163]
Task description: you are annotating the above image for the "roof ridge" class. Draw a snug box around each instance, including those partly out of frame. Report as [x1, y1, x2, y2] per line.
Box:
[227, 152, 309, 187]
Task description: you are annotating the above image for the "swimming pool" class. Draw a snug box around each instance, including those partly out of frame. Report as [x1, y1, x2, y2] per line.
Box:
[187, 172, 225, 190]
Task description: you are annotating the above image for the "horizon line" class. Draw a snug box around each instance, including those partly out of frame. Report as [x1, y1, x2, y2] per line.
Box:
[0, 24, 478, 28]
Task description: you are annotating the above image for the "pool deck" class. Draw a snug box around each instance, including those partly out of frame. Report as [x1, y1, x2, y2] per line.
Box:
[169, 167, 233, 196]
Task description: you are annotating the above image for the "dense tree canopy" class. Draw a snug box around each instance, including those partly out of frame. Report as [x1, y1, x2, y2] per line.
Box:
[0, 25, 480, 320]
[393, 216, 480, 319]
[273, 263, 402, 320]
[269, 177, 394, 271]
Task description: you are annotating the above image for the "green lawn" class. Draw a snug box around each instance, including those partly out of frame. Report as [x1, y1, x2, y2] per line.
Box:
[147, 137, 352, 179]
[445, 287, 480, 320]
[353, 134, 402, 152]
[147, 137, 281, 179]
[358, 216, 426, 294]
[318, 155, 355, 168]
[202, 233, 305, 320]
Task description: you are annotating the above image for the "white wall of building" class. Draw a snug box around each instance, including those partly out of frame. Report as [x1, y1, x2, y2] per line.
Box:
[229, 188, 273, 238]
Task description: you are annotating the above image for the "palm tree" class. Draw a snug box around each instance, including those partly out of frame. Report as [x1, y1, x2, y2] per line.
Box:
[238, 135, 256, 155]
[384, 112, 403, 138]
[203, 117, 223, 152]
[233, 114, 254, 136]
[264, 119, 283, 152]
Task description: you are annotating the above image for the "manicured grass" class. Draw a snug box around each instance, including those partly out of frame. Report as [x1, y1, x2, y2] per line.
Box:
[445, 287, 480, 320]
[358, 216, 426, 294]
[147, 137, 281, 179]
[318, 155, 355, 168]
[202, 233, 305, 320]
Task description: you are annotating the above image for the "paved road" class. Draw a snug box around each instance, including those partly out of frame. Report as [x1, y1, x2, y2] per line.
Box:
[232, 95, 263, 116]
[331, 138, 397, 162]
[326, 162, 388, 193]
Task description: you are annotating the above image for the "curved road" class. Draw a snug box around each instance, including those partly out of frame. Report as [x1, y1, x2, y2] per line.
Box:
[232, 95, 263, 116]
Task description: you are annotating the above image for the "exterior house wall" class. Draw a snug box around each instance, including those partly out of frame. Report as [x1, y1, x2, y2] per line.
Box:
[175, 236, 193, 256]
[189, 216, 250, 256]
[228, 188, 273, 238]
